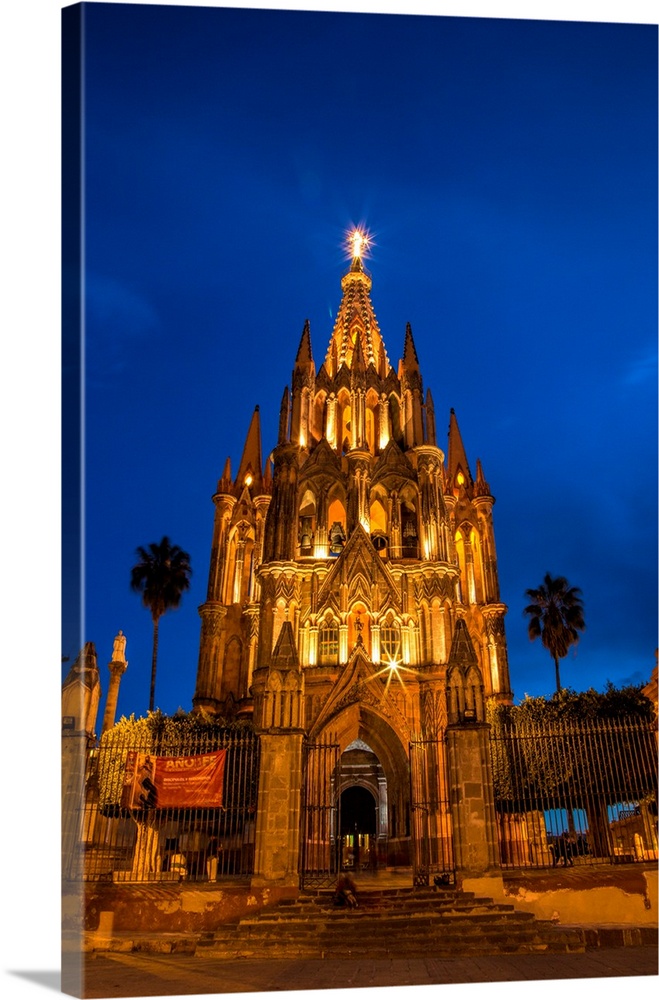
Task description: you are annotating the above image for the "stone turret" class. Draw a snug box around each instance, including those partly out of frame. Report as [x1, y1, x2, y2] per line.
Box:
[62, 641, 101, 737]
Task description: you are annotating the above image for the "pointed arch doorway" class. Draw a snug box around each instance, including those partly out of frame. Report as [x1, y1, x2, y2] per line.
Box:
[299, 708, 415, 887]
[338, 741, 382, 871]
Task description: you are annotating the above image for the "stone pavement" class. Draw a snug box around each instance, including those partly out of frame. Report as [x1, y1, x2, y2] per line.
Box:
[72, 946, 657, 998]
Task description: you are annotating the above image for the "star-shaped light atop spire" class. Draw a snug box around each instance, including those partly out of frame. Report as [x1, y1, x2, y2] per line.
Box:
[348, 227, 371, 260]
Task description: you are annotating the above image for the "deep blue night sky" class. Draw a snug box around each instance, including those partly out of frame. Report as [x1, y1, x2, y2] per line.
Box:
[66, 2, 657, 722]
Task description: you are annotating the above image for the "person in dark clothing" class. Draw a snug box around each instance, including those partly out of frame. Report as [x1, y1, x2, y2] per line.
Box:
[554, 832, 574, 866]
[334, 872, 358, 907]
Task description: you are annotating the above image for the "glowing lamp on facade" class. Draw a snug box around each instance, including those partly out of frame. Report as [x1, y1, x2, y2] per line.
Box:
[456, 471, 465, 486]
[385, 657, 402, 678]
[244, 474, 253, 487]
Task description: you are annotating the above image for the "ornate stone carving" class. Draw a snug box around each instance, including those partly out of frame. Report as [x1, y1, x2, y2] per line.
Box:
[199, 604, 227, 638]
[484, 614, 506, 639]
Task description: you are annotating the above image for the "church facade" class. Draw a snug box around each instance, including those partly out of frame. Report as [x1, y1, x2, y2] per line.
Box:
[192, 234, 511, 881]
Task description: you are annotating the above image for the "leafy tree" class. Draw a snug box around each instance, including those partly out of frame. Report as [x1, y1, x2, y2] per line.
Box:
[523, 572, 585, 694]
[130, 536, 192, 712]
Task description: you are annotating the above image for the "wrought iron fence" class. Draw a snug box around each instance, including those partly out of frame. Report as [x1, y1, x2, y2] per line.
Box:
[410, 737, 455, 886]
[490, 715, 658, 869]
[299, 737, 341, 888]
[63, 727, 260, 883]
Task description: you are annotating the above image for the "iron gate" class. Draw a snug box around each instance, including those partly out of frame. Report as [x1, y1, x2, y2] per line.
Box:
[63, 728, 260, 882]
[490, 715, 658, 869]
[410, 735, 455, 886]
[299, 737, 341, 888]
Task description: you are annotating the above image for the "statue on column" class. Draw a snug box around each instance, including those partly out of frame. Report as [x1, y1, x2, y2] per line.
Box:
[112, 629, 127, 664]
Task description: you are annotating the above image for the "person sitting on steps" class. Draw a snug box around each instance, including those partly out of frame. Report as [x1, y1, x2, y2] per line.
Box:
[334, 872, 358, 908]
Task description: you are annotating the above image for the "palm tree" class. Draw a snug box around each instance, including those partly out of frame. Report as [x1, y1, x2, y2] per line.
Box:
[523, 572, 585, 695]
[130, 536, 192, 712]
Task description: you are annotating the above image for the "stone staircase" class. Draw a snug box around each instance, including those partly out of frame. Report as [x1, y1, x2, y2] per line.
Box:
[195, 885, 586, 959]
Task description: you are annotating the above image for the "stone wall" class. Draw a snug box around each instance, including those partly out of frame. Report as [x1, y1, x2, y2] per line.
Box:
[66, 882, 299, 939]
[462, 864, 658, 928]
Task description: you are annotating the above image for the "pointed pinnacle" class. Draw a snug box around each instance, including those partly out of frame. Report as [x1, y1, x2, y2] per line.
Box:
[447, 408, 473, 486]
[402, 322, 420, 372]
[271, 620, 300, 669]
[294, 319, 314, 369]
[235, 406, 263, 488]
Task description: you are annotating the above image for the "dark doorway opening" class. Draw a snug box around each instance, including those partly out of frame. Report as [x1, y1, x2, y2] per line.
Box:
[340, 785, 376, 834]
[339, 785, 377, 870]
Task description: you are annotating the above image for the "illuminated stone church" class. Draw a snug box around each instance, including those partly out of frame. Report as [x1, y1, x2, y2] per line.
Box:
[193, 232, 511, 879]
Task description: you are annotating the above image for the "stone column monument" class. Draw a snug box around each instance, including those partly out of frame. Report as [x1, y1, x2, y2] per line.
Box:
[101, 630, 128, 735]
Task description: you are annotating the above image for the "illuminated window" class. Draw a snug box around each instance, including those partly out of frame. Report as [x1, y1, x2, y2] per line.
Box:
[319, 622, 339, 664]
[380, 624, 401, 660]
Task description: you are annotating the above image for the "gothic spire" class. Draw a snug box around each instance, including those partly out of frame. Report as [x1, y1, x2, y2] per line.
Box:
[447, 408, 473, 489]
[401, 322, 421, 374]
[474, 457, 491, 496]
[294, 319, 315, 374]
[235, 406, 263, 489]
[323, 230, 391, 377]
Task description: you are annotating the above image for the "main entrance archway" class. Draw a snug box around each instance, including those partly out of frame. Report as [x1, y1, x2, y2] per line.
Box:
[299, 705, 416, 886]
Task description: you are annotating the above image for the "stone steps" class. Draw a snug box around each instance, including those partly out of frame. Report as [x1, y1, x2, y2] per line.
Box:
[195, 887, 586, 959]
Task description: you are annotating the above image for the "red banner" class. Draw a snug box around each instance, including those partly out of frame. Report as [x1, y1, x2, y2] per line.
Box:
[121, 749, 227, 810]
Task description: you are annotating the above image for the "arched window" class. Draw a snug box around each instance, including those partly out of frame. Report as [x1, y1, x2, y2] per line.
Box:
[312, 392, 326, 445]
[380, 619, 401, 661]
[328, 496, 347, 556]
[340, 403, 351, 454]
[369, 496, 388, 557]
[389, 394, 403, 449]
[401, 501, 419, 558]
[298, 489, 316, 556]
[469, 528, 484, 603]
[226, 523, 254, 605]
[319, 619, 339, 664]
[365, 388, 379, 455]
